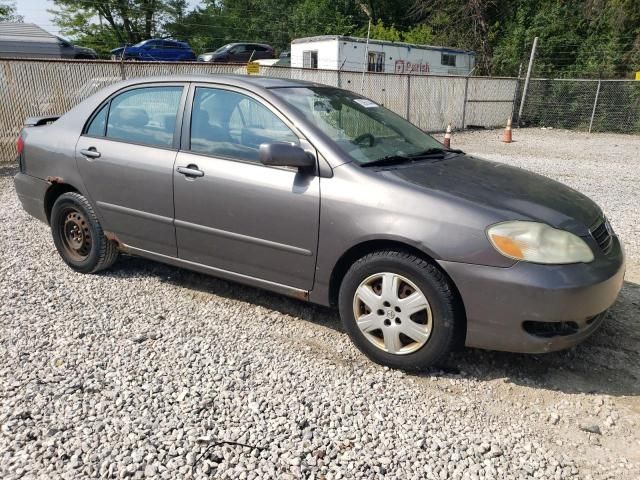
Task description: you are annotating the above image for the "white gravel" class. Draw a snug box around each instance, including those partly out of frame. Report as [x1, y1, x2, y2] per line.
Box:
[1, 129, 640, 479]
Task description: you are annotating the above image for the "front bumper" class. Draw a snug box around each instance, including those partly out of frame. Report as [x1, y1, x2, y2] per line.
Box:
[439, 236, 625, 353]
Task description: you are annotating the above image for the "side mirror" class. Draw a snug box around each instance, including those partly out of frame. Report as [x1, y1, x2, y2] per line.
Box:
[259, 143, 315, 170]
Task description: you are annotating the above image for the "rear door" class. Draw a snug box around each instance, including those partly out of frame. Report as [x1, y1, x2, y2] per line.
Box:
[76, 83, 187, 256]
[163, 40, 185, 61]
[252, 45, 272, 60]
[229, 45, 252, 63]
[172, 84, 320, 290]
[144, 40, 163, 60]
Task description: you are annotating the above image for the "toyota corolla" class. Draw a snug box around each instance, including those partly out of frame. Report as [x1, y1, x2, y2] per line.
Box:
[14, 75, 625, 369]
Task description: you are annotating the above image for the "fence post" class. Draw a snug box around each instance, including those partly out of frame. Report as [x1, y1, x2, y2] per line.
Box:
[461, 76, 470, 130]
[518, 36, 538, 126]
[511, 63, 523, 122]
[588, 79, 601, 134]
[405, 74, 411, 122]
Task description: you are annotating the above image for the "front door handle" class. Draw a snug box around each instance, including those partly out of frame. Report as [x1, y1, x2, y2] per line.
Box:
[80, 148, 101, 159]
[176, 165, 204, 178]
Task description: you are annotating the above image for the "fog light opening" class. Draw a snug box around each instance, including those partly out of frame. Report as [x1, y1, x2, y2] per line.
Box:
[523, 320, 580, 338]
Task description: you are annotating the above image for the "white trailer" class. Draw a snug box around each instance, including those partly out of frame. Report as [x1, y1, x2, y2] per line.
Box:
[291, 35, 475, 76]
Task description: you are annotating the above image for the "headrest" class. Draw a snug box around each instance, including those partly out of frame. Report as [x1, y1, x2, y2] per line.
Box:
[112, 107, 149, 128]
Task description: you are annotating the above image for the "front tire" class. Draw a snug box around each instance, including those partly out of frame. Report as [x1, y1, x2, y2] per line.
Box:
[338, 250, 461, 370]
[50, 192, 118, 273]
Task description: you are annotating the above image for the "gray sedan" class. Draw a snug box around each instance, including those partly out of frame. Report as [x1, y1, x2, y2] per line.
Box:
[14, 75, 625, 369]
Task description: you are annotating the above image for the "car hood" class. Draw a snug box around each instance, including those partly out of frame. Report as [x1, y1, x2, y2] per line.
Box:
[380, 154, 602, 235]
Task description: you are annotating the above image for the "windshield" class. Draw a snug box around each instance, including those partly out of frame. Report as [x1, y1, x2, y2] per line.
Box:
[271, 87, 443, 165]
[214, 44, 232, 53]
[132, 40, 148, 48]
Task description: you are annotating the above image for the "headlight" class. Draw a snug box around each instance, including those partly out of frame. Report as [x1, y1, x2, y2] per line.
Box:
[487, 221, 594, 264]
[200, 54, 213, 61]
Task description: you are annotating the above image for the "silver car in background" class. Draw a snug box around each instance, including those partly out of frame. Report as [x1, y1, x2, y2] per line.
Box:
[14, 75, 625, 369]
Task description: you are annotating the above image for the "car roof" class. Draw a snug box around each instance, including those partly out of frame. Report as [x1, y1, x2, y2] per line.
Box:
[140, 38, 188, 45]
[113, 74, 328, 90]
[227, 42, 273, 47]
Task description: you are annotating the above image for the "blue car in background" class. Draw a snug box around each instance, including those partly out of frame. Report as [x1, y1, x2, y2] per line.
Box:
[110, 39, 196, 61]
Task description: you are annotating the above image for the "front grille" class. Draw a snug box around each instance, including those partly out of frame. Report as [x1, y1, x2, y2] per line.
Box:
[590, 218, 614, 255]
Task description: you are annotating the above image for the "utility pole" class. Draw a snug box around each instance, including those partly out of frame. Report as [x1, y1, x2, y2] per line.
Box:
[517, 36, 538, 126]
[361, 18, 372, 93]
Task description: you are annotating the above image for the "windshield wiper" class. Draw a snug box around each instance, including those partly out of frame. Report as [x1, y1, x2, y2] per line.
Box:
[361, 155, 413, 168]
[361, 147, 464, 168]
[407, 147, 464, 157]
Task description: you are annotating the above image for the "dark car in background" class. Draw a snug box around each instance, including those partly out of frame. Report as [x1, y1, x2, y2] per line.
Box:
[57, 37, 97, 59]
[110, 39, 195, 62]
[197, 43, 275, 63]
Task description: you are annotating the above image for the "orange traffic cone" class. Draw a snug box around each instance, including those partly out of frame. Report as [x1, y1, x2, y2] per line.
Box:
[444, 123, 452, 148]
[502, 117, 513, 143]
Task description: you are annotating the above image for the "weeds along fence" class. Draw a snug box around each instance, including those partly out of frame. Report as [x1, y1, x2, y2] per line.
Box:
[0, 58, 517, 162]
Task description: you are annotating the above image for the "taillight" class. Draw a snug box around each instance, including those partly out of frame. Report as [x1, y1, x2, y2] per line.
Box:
[17, 136, 24, 155]
[17, 132, 25, 172]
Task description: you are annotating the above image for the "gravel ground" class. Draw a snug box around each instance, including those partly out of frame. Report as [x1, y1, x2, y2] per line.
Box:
[1, 129, 639, 479]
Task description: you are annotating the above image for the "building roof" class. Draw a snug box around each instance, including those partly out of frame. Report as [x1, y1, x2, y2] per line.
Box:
[0, 22, 58, 43]
[291, 35, 475, 55]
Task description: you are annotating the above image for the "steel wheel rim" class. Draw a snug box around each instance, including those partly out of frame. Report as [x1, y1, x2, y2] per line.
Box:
[59, 208, 92, 261]
[352, 272, 433, 355]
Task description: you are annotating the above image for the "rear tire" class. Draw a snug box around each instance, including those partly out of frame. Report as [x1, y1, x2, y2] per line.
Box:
[51, 192, 118, 273]
[338, 250, 461, 370]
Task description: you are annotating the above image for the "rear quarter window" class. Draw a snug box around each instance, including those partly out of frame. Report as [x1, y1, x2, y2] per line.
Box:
[86, 103, 108, 137]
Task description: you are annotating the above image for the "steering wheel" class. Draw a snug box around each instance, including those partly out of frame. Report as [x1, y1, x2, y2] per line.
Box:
[353, 133, 375, 147]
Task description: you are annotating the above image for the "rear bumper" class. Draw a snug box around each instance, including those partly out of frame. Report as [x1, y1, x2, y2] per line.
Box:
[439, 236, 625, 353]
[14, 172, 49, 224]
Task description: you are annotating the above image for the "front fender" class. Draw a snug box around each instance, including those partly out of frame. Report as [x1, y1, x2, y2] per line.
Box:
[309, 163, 515, 306]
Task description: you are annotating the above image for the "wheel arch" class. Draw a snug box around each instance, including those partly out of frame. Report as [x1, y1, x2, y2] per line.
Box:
[328, 239, 467, 348]
[44, 182, 80, 224]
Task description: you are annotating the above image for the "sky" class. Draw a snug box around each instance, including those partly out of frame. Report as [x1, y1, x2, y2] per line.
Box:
[15, 0, 58, 34]
[14, 0, 202, 36]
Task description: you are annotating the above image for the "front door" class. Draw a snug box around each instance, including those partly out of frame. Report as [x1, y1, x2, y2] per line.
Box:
[173, 85, 320, 290]
[76, 84, 186, 256]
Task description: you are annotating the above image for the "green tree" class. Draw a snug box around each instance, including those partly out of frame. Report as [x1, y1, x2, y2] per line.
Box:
[50, 0, 178, 55]
[47, 0, 640, 77]
[0, 1, 23, 22]
[364, 19, 402, 42]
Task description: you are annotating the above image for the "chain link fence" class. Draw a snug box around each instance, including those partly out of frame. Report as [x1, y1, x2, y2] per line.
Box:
[517, 78, 640, 133]
[0, 58, 520, 162]
[2, 58, 638, 163]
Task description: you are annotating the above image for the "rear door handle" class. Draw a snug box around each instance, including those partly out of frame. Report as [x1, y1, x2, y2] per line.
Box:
[80, 148, 101, 159]
[176, 165, 204, 178]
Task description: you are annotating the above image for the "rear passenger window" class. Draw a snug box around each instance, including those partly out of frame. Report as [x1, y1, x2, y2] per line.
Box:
[86, 103, 108, 136]
[106, 86, 182, 147]
[190, 87, 298, 163]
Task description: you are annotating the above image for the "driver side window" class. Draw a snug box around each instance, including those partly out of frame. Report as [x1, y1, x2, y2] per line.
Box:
[190, 87, 298, 163]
